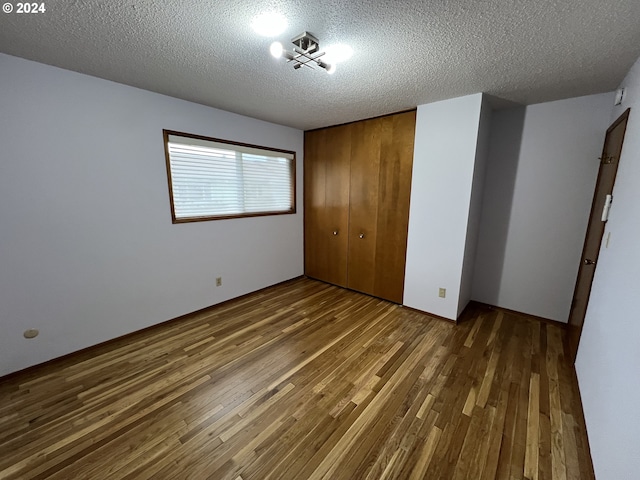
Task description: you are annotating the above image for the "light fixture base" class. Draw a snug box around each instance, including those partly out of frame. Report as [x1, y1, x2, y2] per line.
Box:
[291, 31, 320, 53]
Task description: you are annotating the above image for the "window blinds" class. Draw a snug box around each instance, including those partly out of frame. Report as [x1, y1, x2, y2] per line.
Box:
[166, 133, 295, 221]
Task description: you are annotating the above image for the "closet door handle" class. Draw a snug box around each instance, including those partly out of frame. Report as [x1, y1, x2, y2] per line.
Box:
[333, 230, 339, 236]
[359, 233, 365, 239]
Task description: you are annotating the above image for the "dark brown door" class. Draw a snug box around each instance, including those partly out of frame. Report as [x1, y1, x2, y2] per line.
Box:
[347, 118, 382, 294]
[304, 125, 351, 286]
[373, 111, 416, 303]
[567, 108, 630, 362]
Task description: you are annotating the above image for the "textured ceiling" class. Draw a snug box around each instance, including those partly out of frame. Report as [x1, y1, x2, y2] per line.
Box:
[1, 0, 639, 130]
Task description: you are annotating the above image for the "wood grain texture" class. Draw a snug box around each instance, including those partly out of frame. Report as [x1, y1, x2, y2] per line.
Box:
[347, 117, 382, 295]
[0, 279, 594, 479]
[303, 128, 326, 281]
[373, 110, 416, 303]
[324, 124, 353, 286]
[304, 110, 415, 304]
[304, 125, 351, 286]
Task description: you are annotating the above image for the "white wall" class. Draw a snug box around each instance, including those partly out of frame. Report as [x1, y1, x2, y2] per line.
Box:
[0, 54, 304, 377]
[458, 97, 492, 316]
[472, 93, 613, 321]
[576, 55, 640, 480]
[404, 93, 483, 320]
[471, 106, 526, 309]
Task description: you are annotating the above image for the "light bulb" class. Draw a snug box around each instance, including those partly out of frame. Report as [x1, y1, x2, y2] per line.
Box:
[270, 42, 283, 59]
[323, 44, 354, 64]
[251, 13, 288, 37]
[327, 63, 337, 75]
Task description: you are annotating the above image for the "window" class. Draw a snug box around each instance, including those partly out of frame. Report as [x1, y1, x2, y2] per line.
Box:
[163, 130, 296, 223]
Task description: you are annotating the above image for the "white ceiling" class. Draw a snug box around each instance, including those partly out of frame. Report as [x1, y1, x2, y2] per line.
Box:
[1, 0, 639, 130]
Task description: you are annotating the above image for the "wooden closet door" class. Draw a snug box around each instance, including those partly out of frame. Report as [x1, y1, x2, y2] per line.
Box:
[304, 125, 351, 286]
[304, 129, 325, 281]
[347, 118, 382, 294]
[373, 111, 416, 303]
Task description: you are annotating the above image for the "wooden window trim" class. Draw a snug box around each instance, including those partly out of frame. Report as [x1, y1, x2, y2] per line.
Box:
[163, 129, 297, 224]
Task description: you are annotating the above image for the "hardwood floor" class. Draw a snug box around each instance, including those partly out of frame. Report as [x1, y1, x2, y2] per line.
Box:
[0, 278, 594, 479]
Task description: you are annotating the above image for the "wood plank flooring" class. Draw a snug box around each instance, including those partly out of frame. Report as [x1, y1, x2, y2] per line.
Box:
[0, 278, 594, 479]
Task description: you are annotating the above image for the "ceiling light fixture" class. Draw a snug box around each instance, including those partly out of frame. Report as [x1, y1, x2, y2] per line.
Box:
[251, 12, 288, 37]
[269, 31, 339, 74]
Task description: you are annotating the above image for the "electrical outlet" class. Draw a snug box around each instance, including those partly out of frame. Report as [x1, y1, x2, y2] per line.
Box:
[216, 277, 222, 287]
[438, 288, 446, 298]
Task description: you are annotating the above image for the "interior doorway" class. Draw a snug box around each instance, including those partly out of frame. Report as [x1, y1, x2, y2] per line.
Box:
[567, 108, 630, 362]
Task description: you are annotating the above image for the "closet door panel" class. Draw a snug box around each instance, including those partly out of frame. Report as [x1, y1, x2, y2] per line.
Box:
[322, 124, 351, 286]
[373, 111, 416, 303]
[347, 118, 382, 295]
[303, 129, 327, 281]
[304, 126, 351, 286]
